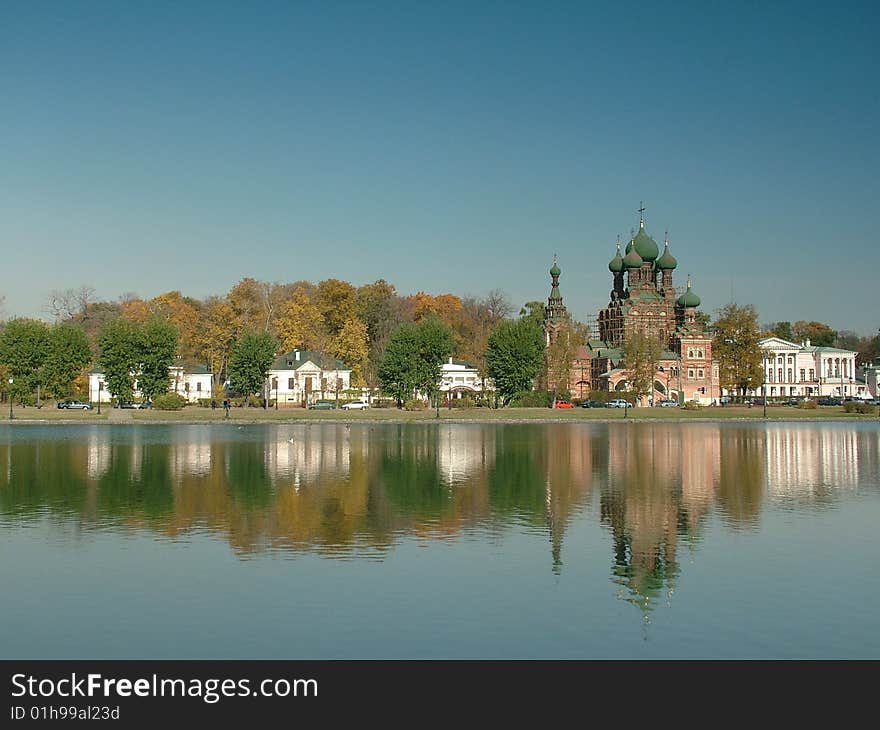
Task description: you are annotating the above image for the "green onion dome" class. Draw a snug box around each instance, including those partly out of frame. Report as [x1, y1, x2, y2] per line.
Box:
[631, 221, 659, 261]
[550, 260, 561, 277]
[608, 242, 624, 272]
[655, 240, 678, 270]
[623, 244, 643, 269]
[677, 278, 701, 308]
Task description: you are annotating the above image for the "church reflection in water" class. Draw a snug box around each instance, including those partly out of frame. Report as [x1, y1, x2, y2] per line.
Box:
[1, 422, 877, 613]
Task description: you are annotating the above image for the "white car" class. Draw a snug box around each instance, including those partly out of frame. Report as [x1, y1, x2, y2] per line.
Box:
[341, 400, 369, 411]
[607, 399, 631, 409]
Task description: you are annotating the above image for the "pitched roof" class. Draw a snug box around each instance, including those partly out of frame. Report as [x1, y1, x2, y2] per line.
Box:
[271, 350, 350, 371]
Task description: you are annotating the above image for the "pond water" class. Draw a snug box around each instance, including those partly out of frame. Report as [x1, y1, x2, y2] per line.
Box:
[1, 422, 878, 658]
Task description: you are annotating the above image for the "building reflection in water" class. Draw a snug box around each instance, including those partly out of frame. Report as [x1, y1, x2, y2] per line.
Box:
[1, 423, 877, 613]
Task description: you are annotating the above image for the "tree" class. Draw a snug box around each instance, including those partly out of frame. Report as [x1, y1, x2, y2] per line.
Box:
[766, 321, 794, 341]
[333, 317, 369, 386]
[192, 296, 237, 386]
[414, 316, 454, 403]
[150, 291, 201, 357]
[316, 279, 358, 338]
[546, 321, 587, 402]
[0, 319, 51, 403]
[792, 320, 836, 347]
[45, 285, 95, 322]
[274, 288, 326, 352]
[621, 331, 663, 405]
[228, 331, 277, 406]
[519, 301, 545, 329]
[485, 317, 545, 405]
[138, 318, 179, 402]
[44, 324, 92, 398]
[378, 323, 421, 406]
[712, 303, 764, 400]
[98, 318, 141, 403]
[378, 317, 454, 406]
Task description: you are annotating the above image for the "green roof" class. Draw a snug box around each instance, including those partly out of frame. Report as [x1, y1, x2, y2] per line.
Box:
[632, 222, 659, 261]
[808, 346, 856, 354]
[676, 280, 701, 308]
[623, 246, 643, 269]
[271, 350, 349, 371]
[655, 241, 678, 270]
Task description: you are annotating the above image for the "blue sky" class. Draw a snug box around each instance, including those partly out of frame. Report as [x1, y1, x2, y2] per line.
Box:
[2, 0, 878, 333]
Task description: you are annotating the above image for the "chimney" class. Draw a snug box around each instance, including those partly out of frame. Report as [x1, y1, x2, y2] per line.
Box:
[295, 350, 300, 362]
[449, 356, 453, 364]
[805, 339, 811, 348]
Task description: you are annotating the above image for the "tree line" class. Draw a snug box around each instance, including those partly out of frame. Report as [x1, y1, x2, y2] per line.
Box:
[0, 279, 877, 406]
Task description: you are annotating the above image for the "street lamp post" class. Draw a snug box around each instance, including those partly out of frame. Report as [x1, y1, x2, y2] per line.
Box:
[7, 378, 13, 420]
[97, 381, 102, 415]
[762, 351, 767, 418]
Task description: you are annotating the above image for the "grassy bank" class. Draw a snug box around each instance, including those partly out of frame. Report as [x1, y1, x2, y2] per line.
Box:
[2, 404, 879, 424]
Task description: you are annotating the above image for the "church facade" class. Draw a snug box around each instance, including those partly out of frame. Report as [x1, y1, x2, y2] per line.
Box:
[544, 208, 719, 405]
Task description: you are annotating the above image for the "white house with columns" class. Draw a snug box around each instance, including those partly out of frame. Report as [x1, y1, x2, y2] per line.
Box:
[740, 337, 868, 399]
[266, 349, 352, 406]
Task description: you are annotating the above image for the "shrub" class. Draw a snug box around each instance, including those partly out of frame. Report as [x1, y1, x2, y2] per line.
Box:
[843, 401, 872, 414]
[452, 395, 475, 409]
[404, 398, 428, 411]
[588, 390, 609, 403]
[152, 393, 188, 410]
[682, 400, 702, 410]
[797, 400, 818, 409]
[510, 390, 553, 408]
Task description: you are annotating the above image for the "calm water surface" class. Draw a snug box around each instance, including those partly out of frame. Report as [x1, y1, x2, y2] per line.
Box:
[1, 422, 878, 658]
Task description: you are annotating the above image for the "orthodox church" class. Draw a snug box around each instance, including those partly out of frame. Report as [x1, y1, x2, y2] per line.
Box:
[544, 206, 719, 405]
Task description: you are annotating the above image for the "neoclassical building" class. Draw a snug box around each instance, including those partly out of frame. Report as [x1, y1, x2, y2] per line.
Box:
[544, 207, 719, 404]
[753, 337, 866, 399]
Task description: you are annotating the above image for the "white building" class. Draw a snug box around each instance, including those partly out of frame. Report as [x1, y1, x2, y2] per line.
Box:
[439, 358, 494, 399]
[88, 361, 214, 403]
[267, 349, 352, 406]
[751, 337, 865, 399]
[859, 358, 880, 399]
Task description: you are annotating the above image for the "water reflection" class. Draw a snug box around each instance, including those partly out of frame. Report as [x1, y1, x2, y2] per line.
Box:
[1, 422, 878, 611]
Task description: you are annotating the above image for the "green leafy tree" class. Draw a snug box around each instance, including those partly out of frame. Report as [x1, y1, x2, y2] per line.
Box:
[228, 331, 277, 406]
[712, 303, 764, 400]
[98, 318, 141, 403]
[0, 318, 51, 403]
[378, 317, 454, 407]
[378, 323, 421, 406]
[486, 317, 545, 405]
[519, 301, 545, 329]
[414, 316, 454, 403]
[621, 331, 663, 405]
[792, 320, 836, 347]
[138, 318, 179, 402]
[767, 321, 794, 341]
[44, 324, 92, 398]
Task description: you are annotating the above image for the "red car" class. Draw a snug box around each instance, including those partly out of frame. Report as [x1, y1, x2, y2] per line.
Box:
[553, 400, 574, 409]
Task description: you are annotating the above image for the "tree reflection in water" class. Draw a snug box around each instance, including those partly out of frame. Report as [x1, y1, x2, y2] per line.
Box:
[0, 422, 874, 613]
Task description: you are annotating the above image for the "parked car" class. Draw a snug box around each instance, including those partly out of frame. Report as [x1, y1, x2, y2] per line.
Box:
[57, 399, 92, 410]
[341, 400, 369, 410]
[607, 399, 631, 408]
[817, 397, 841, 406]
[114, 401, 148, 409]
[750, 397, 767, 406]
[657, 399, 679, 407]
[308, 401, 336, 410]
[553, 400, 574, 409]
[581, 400, 606, 408]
